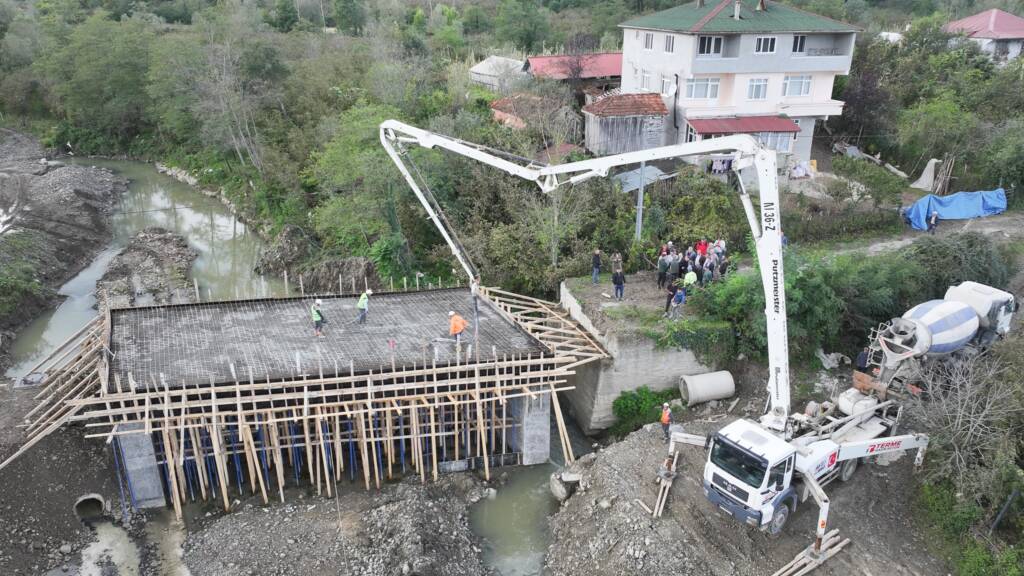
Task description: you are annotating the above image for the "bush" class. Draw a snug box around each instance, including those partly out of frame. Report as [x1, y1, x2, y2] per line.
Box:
[832, 155, 908, 208]
[656, 318, 735, 368]
[610, 386, 679, 437]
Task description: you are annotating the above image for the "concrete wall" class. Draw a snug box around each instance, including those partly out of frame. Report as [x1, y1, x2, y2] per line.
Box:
[508, 393, 551, 465]
[118, 424, 167, 509]
[558, 282, 710, 434]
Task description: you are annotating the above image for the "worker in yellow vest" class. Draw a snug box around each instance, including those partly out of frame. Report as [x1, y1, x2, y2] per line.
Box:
[660, 402, 672, 443]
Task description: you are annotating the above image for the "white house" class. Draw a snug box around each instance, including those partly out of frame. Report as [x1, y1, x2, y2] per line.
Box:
[612, 0, 858, 162]
[944, 9, 1024, 62]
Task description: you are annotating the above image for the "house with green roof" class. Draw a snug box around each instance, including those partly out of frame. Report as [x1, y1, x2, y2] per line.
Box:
[584, 0, 858, 162]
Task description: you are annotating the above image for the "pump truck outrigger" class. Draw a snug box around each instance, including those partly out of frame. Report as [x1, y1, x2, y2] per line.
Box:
[379, 120, 929, 576]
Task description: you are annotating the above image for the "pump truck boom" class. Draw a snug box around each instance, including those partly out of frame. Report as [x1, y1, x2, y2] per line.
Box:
[379, 120, 928, 576]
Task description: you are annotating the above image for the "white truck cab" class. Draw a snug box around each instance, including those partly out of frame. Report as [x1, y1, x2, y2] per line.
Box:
[703, 419, 798, 534]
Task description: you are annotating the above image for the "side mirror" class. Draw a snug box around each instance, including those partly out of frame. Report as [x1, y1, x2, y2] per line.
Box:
[704, 435, 712, 451]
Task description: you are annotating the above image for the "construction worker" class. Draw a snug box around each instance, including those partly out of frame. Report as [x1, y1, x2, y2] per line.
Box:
[449, 310, 469, 345]
[928, 210, 939, 235]
[311, 299, 326, 337]
[660, 402, 672, 443]
[356, 289, 372, 324]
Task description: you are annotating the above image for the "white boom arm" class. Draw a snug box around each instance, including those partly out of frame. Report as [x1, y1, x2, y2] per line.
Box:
[380, 119, 791, 429]
[835, 433, 929, 467]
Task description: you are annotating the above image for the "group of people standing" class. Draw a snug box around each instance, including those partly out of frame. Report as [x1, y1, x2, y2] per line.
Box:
[657, 238, 729, 319]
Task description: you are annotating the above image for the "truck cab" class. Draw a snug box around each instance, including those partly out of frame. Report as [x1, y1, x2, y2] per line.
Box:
[703, 419, 798, 536]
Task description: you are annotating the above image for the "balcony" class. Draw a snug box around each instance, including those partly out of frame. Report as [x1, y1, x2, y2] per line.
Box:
[691, 53, 853, 74]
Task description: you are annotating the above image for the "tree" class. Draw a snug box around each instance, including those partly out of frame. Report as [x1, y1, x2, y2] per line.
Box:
[271, 0, 298, 32]
[147, 32, 205, 143]
[41, 12, 154, 146]
[495, 0, 549, 52]
[897, 93, 978, 174]
[462, 5, 491, 35]
[334, 0, 365, 35]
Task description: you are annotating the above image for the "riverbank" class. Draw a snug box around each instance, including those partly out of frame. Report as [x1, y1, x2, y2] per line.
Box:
[0, 129, 127, 374]
[96, 227, 198, 310]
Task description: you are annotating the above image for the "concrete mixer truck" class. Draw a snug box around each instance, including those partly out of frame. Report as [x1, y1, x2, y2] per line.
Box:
[865, 281, 1017, 395]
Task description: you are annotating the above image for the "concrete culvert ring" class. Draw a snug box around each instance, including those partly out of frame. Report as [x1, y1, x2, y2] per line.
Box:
[74, 494, 106, 522]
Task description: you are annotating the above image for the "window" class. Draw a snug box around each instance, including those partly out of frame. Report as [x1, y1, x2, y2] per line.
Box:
[767, 461, 788, 489]
[685, 77, 720, 99]
[641, 70, 652, 91]
[665, 34, 675, 53]
[747, 78, 768, 100]
[755, 36, 777, 54]
[698, 35, 723, 56]
[792, 34, 806, 53]
[758, 132, 792, 153]
[685, 123, 699, 143]
[783, 75, 812, 96]
[644, 32, 654, 50]
[661, 75, 674, 96]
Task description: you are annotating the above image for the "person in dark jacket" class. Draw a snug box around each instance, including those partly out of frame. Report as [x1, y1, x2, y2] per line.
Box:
[591, 249, 601, 285]
[612, 270, 625, 301]
[663, 282, 678, 316]
[657, 253, 669, 289]
[719, 256, 730, 277]
[666, 254, 681, 285]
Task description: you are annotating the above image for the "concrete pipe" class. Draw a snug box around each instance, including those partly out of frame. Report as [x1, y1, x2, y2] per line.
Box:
[679, 371, 735, 407]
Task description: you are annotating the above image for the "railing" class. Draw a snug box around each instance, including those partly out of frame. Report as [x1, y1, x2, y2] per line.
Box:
[805, 47, 842, 56]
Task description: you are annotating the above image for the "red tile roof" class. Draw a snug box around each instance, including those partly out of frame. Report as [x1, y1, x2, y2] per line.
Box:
[525, 53, 622, 80]
[944, 8, 1024, 39]
[688, 116, 800, 134]
[582, 93, 668, 117]
[489, 94, 540, 115]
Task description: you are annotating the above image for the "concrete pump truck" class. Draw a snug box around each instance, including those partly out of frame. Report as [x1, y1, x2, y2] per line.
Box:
[379, 120, 929, 576]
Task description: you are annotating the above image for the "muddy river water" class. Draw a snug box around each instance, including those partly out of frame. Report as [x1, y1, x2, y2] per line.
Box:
[7, 158, 567, 576]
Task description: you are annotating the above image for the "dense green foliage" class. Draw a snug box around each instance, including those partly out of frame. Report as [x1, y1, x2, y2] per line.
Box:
[690, 233, 1011, 359]
[831, 155, 908, 207]
[610, 385, 679, 437]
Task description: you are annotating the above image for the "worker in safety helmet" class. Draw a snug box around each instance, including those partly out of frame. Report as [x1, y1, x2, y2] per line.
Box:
[356, 289, 372, 324]
[660, 402, 672, 443]
[449, 311, 469, 346]
[311, 299, 326, 337]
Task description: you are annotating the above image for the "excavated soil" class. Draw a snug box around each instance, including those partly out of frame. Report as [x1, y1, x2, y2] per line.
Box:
[546, 421, 947, 576]
[183, 476, 496, 576]
[96, 227, 198, 310]
[0, 129, 126, 371]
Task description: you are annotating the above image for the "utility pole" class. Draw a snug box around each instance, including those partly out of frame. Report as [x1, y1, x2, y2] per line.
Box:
[634, 161, 645, 242]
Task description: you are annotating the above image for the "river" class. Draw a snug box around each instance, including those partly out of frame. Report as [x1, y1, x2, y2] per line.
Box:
[4, 158, 277, 380]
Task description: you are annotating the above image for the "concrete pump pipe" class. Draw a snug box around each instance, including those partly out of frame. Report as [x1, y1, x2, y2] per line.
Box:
[679, 371, 735, 407]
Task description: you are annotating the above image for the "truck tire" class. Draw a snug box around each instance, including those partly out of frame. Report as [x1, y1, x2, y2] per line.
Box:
[766, 502, 790, 538]
[839, 458, 858, 482]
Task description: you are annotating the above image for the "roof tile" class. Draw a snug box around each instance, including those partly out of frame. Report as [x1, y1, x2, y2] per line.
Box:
[582, 93, 669, 117]
[621, 0, 859, 34]
[944, 8, 1024, 40]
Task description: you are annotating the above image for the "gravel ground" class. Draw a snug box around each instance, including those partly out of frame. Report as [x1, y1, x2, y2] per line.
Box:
[545, 420, 947, 576]
[183, 475, 497, 576]
[96, 227, 197, 310]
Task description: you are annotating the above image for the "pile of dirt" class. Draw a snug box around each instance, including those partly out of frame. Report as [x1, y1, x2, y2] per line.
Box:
[545, 422, 946, 576]
[0, 129, 126, 370]
[96, 227, 198, 310]
[183, 475, 495, 576]
[254, 224, 382, 294]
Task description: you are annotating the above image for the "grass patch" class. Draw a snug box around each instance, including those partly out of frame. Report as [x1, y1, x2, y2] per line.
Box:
[610, 386, 680, 438]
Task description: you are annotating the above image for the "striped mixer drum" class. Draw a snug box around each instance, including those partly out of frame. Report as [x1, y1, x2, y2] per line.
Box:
[901, 299, 980, 355]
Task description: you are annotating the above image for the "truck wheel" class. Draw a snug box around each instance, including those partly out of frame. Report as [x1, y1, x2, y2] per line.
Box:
[839, 458, 858, 482]
[766, 503, 790, 538]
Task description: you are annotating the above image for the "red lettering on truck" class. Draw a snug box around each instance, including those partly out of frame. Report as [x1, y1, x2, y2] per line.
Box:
[867, 440, 903, 453]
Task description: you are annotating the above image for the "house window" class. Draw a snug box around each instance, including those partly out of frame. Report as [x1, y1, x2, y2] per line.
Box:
[755, 36, 777, 54]
[661, 75, 674, 96]
[685, 77, 720, 99]
[792, 35, 806, 53]
[698, 36, 723, 56]
[685, 123, 699, 143]
[665, 35, 675, 53]
[758, 132, 791, 152]
[641, 70, 652, 91]
[644, 32, 654, 51]
[747, 78, 768, 100]
[783, 75, 812, 96]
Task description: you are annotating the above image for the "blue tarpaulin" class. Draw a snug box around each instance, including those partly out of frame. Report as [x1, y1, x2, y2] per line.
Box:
[903, 188, 1007, 231]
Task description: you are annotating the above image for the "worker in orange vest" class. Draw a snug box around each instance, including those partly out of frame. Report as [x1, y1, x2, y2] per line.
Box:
[660, 402, 672, 443]
[449, 310, 469, 346]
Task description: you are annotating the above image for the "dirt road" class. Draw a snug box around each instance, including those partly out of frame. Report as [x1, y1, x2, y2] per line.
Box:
[546, 422, 945, 576]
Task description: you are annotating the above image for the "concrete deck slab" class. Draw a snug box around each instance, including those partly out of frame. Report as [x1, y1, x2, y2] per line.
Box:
[109, 288, 547, 391]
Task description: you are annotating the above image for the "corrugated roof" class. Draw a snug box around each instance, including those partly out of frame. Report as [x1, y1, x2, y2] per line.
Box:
[621, 0, 859, 34]
[470, 55, 526, 76]
[526, 53, 622, 80]
[582, 93, 669, 117]
[688, 115, 799, 134]
[944, 9, 1024, 40]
